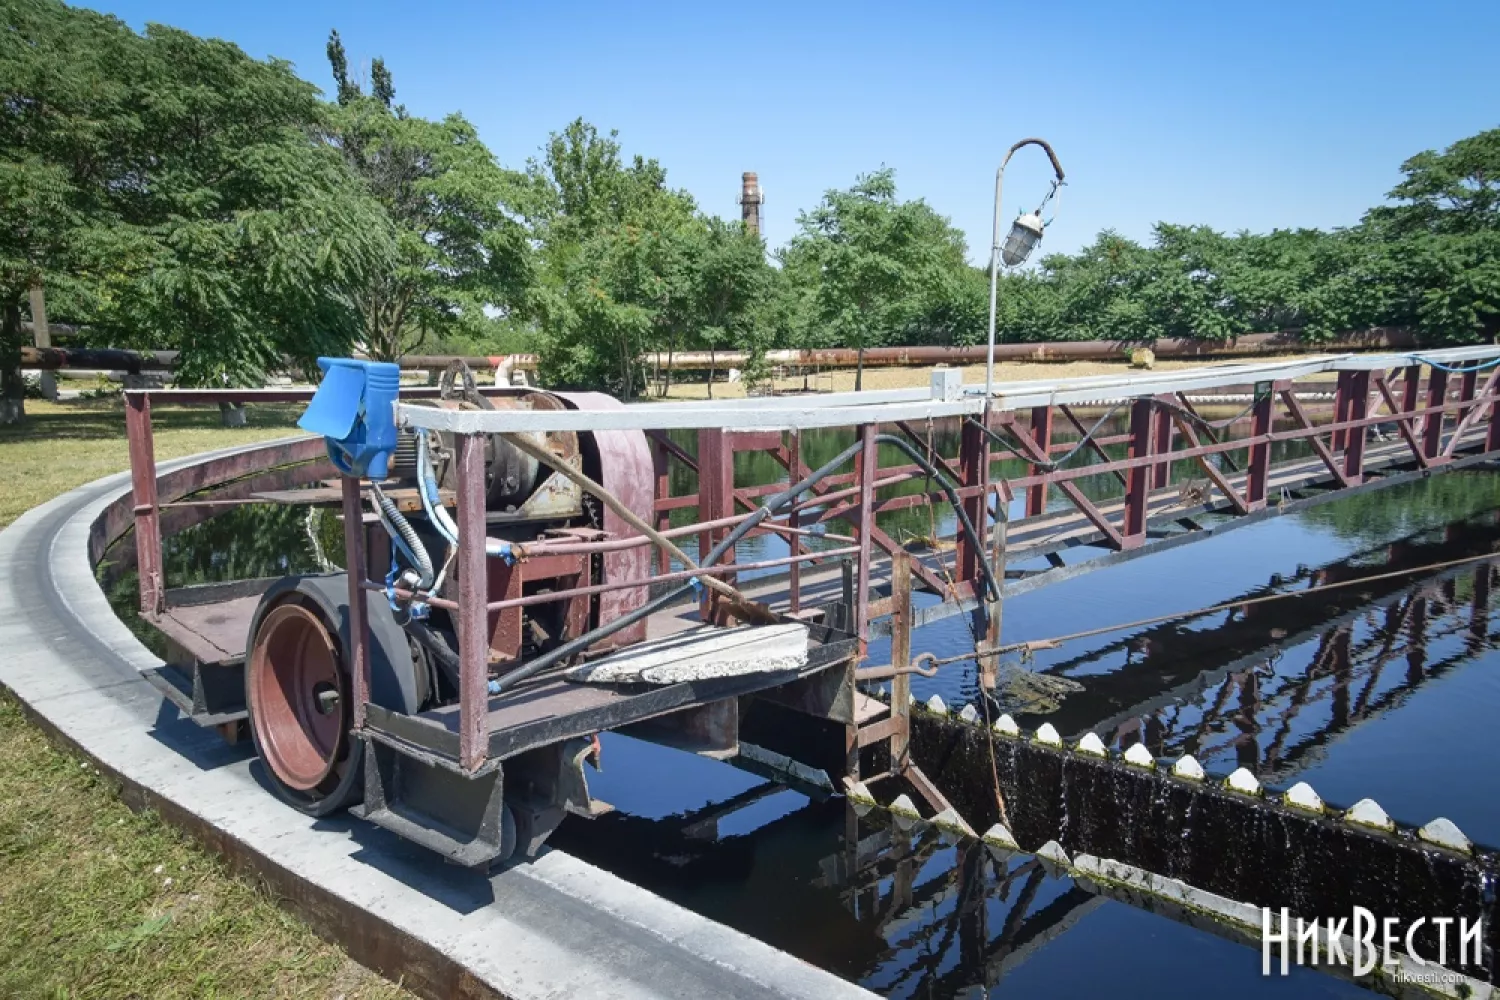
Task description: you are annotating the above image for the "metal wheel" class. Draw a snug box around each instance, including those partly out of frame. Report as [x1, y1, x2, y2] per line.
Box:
[246, 597, 363, 814]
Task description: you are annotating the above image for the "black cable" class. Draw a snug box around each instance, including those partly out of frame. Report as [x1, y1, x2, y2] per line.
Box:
[968, 406, 1122, 471]
[491, 431, 1003, 693]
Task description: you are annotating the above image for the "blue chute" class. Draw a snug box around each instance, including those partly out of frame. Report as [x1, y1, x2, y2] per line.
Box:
[298, 357, 401, 479]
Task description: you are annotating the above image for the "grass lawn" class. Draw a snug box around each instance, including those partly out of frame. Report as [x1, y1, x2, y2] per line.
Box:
[0, 396, 412, 999]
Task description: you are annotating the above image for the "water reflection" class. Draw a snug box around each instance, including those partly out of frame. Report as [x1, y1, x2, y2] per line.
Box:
[565, 471, 1500, 998]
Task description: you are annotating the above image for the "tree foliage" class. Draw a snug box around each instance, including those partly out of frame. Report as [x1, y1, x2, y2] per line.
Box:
[0, 0, 390, 421]
[321, 30, 531, 361]
[781, 169, 970, 387]
[523, 120, 774, 395]
[4, 0, 1496, 413]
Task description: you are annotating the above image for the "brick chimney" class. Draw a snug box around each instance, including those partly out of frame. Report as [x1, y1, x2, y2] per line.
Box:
[739, 172, 763, 236]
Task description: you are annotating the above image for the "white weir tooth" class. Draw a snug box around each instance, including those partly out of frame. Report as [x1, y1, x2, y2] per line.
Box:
[908, 692, 917, 707]
[1034, 723, 1063, 747]
[1075, 732, 1107, 757]
[1418, 817, 1472, 854]
[1123, 743, 1155, 769]
[846, 781, 877, 805]
[1225, 767, 1261, 796]
[1171, 755, 1206, 781]
[1283, 781, 1324, 814]
[889, 794, 922, 820]
[1037, 840, 1071, 866]
[958, 704, 979, 724]
[877, 685, 889, 701]
[1344, 798, 1395, 832]
[931, 807, 973, 837]
[994, 714, 1020, 737]
[926, 694, 948, 716]
[982, 823, 1020, 851]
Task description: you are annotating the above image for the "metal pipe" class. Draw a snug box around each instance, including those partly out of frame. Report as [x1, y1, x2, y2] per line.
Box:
[638, 330, 1424, 371]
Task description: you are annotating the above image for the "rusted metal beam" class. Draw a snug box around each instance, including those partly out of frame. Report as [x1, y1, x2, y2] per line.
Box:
[125, 391, 164, 616]
[455, 433, 490, 772]
[854, 424, 878, 655]
[1027, 405, 1053, 516]
[1245, 382, 1279, 509]
[1123, 398, 1154, 545]
[889, 551, 913, 766]
[1150, 395, 1173, 490]
[1280, 387, 1350, 488]
[1424, 368, 1451, 463]
[340, 476, 371, 730]
[1169, 413, 1250, 515]
[1342, 370, 1371, 483]
[1372, 373, 1432, 470]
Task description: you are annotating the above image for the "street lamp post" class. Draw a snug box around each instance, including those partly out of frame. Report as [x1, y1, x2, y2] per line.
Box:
[985, 138, 1066, 397]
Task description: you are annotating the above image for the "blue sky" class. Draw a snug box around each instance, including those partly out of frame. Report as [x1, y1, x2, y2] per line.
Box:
[81, 0, 1500, 263]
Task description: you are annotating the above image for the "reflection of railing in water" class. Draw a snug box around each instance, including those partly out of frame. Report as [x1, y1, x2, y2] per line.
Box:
[1009, 517, 1500, 782]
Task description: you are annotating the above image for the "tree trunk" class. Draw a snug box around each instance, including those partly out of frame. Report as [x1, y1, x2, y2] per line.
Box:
[663, 345, 675, 398]
[707, 347, 716, 400]
[0, 300, 26, 425]
[855, 345, 865, 392]
[29, 283, 56, 401]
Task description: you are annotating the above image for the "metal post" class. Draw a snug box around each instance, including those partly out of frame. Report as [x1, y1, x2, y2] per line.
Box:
[456, 432, 489, 772]
[889, 550, 912, 768]
[1026, 405, 1051, 517]
[1122, 397, 1154, 546]
[339, 475, 371, 730]
[124, 392, 163, 615]
[653, 437, 671, 575]
[1423, 367, 1450, 462]
[697, 428, 734, 620]
[854, 424, 877, 655]
[1332, 372, 1350, 452]
[787, 429, 802, 614]
[1246, 383, 1276, 509]
[1344, 370, 1371, 483]
[985, 174, 1004, 399]
[1459, 369, 1478, 423]
[982, 485, 1008, 692]
[957, 416, 988, 581]
[1151, 393, 1173, 490]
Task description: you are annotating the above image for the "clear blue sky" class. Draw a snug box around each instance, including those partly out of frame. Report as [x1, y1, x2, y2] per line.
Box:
[80, 0, 1500, 263]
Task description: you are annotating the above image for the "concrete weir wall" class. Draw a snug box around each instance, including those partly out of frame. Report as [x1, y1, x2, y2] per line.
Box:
[0, 450, 874, 1000]
[899, 706, 1500, 986]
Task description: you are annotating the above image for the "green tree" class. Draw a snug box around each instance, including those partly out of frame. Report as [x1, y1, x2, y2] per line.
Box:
[781, 169, 970, 388]
[322, 31, 531, 362]
[525, 119, 704, 394]
[688, 216, 773, 396]
[0, 1, 390, 421]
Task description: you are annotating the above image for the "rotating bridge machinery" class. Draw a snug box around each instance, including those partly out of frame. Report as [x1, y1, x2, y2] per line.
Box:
[245, 358, 656, 860]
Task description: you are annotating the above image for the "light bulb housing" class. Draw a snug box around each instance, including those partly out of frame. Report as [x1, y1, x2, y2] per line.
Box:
[1001, 212, 1045, 267]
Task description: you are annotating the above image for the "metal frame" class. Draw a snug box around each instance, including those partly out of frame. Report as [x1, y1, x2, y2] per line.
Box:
[113, 345, 1500, 865]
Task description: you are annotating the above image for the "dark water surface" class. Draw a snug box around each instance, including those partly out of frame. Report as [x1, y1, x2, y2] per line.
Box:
[110, 431, 1500, 998]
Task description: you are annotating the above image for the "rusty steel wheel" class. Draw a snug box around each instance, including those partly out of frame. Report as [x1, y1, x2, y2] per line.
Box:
[246, 598, 360, 813]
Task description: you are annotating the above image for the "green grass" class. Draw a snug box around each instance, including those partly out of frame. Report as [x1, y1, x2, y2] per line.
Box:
[0, 398, 414, 999]
[0, 397, 304, 529]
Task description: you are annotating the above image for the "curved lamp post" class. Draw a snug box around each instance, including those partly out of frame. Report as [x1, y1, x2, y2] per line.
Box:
[985, 138, 1066, 397]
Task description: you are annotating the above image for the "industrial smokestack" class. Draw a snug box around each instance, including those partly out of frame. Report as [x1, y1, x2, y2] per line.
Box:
[739, 171, 763, 237]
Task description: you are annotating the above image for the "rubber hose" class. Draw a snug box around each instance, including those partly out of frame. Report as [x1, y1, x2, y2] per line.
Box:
[372, 482, 435, 587]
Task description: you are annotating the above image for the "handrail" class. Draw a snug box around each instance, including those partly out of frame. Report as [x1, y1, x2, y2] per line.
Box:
[394, 346, 1500, 435]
